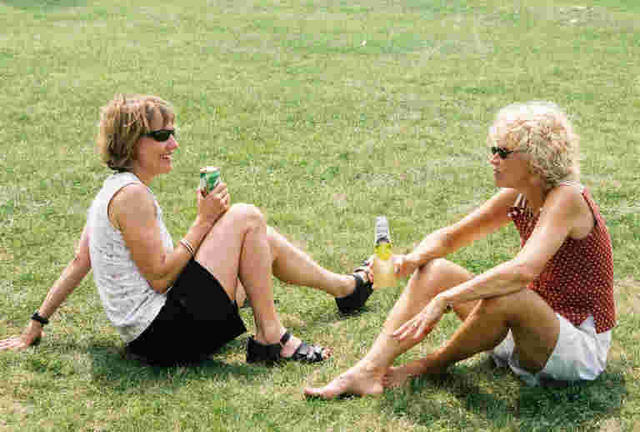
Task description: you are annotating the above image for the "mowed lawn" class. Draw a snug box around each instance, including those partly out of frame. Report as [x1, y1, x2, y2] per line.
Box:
[0, 0, 638, 431]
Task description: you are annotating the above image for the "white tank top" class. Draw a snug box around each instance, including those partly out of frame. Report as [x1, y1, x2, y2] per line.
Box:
[88, 172, 171, 343]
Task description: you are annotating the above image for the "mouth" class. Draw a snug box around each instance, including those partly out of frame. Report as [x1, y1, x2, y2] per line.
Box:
[161, 154, 172, 161]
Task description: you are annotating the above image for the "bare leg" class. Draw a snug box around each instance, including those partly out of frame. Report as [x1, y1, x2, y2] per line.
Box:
[229, 226, 359, 308]
[196, 204, 328, 358]
[385, 288, 559, 386]
[196, 204, 280, 344]
[266, 227, 356, 298]
[304, 259, 473, 398]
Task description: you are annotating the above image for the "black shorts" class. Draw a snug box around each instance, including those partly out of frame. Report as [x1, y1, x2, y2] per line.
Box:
[126, 259, 247, 365]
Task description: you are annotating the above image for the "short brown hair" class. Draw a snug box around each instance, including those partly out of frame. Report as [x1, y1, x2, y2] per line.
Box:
[97, 94, 175, 171]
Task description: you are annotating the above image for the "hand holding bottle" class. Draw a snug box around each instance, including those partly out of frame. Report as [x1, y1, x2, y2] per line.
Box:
[392, 253, 421, 279]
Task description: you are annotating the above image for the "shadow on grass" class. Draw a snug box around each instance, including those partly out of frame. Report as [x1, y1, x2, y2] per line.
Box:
[0, 0, 86, 11]
[84, 338, 271, 393]
[382, 358, 626, 431]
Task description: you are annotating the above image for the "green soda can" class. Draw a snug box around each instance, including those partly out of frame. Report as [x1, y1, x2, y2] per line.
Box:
[199, 166, 221, 195]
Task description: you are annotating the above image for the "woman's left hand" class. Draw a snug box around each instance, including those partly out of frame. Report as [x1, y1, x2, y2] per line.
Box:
[392, 295, 449, 341]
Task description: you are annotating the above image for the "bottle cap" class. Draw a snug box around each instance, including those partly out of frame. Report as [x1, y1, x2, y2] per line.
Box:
[375, 216, 391, 244]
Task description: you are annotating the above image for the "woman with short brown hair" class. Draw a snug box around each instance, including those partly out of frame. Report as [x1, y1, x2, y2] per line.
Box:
[1, 94, 374, 365]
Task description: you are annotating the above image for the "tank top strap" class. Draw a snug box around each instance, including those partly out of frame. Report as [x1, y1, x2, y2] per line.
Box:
[557, 179, 585, 193]
[578, 187, 606, 227]
[513, 193, 526, 209]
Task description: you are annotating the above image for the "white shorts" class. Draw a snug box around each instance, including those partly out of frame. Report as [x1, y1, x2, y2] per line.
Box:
[491, 314, 612, 386]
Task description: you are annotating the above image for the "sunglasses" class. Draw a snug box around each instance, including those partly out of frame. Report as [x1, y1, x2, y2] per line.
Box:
[490, 146, 516, 159]
[144, 129, 175, 142]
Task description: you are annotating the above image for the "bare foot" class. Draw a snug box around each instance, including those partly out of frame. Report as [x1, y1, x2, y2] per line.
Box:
[304, 364, 384, 399]
[382, 358, 431, 389]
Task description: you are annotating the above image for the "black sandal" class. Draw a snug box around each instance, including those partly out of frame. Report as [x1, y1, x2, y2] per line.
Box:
[335, 264, 374, 315]
[246, 336, 280, 364]
[280, 331, 329, 363]
[246, 331, 330, 364]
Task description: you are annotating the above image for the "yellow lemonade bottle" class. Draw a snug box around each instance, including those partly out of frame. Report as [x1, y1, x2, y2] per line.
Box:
[371, 216, 397, 289]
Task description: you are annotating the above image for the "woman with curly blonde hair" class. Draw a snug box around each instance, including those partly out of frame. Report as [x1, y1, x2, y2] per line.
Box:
[305, 101, 615, 398]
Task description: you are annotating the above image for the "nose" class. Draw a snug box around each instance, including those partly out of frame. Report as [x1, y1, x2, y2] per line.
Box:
[167, 135, 178, 150]
[488, 151, 500, 166]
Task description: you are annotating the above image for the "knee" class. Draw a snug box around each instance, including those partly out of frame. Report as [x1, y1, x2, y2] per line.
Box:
[414, 259, 472, 290]
[420, 258, 453, 277]
[476, 289, 528, 321]
[227, 203, 266, 229]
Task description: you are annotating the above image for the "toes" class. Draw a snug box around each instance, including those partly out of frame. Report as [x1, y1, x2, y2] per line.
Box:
[303, 386, 335, 399]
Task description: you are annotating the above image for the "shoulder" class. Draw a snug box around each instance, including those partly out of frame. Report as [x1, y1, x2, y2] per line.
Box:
[113, 182, 151, 200]
[542, 185, 587, 224]
[110, 183, 156, 221]
[545, 184, 584, 210]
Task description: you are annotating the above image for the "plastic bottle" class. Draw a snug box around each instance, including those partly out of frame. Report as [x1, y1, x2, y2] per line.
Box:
[371, 216, 397, 289]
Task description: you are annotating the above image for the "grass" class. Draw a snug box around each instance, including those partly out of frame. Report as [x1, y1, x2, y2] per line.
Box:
[0, 0, 639, 430]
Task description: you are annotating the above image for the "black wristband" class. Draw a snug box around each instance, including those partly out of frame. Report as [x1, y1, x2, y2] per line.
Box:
[31, 311, 49, 326]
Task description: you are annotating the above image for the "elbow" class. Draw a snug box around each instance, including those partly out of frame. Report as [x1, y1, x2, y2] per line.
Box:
[73, 252, 91, 272]
[149, 279, 170, 294]
[509, 261, 538, 286]
[438, 227, 456, 254]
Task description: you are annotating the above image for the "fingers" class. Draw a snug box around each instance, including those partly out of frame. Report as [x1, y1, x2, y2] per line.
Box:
[0, 336, 24, 351]
[392, 319, 421, 341]
[208, 184, 230, 204]
[210, 181, 227, 197]
[392, 255, 404, 275]
[392, 312, 438, 342]
[200, 182, 231, 214]
[198, 182, 228, 200]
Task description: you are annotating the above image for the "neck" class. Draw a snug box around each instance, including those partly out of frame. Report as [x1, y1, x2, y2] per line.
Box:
[519, 182, 547, 213]
[130, 167, 153, 186]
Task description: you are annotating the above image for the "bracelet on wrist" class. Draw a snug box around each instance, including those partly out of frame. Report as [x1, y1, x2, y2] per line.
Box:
[31, 311, 49, 326]
[179, 238, 195, 257]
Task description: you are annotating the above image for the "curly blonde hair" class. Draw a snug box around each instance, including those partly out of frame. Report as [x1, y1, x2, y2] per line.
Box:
[97, 94, 175, 172]
[488, 101, 580, 189]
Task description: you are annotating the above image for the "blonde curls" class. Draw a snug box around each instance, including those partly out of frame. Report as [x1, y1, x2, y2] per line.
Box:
[96, 94, 175, 172]
[488, 101, 580, 189]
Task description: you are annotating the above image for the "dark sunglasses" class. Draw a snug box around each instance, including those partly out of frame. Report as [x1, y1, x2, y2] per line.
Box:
[490, 146, 516, 159]
[144, 129, 175, 142]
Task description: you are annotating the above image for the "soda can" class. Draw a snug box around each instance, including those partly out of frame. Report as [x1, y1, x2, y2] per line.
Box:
[199, 166, 221, 195]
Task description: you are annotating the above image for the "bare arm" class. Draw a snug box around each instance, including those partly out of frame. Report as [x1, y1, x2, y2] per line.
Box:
[112, 182, 229, 293]
[393, 188, 518, 278]
[0, 224, 92, 351]
[438, 186, 586, 304]
[394, 186, 586, 340]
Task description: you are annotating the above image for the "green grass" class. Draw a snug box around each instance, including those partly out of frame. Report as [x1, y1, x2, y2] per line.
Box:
[0, 0, 638, 430]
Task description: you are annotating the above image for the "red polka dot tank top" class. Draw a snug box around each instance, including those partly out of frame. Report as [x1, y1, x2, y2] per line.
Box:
[508, 186, 615, 333]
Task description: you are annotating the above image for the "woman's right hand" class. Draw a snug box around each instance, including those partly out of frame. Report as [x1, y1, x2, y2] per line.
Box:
[0, 321, 44, 352]
[196, 181, 231, 224]
[393, 253, 421, 279]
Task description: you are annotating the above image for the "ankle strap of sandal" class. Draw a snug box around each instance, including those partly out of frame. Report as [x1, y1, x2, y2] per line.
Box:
[280, 331, 292, 346]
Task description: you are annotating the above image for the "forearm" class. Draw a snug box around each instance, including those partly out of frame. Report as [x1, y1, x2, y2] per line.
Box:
[409, 227, 456, 265]
[148, 217, 214, 293]
[437, 259, 534, 306]
[38, 256, 91, 319]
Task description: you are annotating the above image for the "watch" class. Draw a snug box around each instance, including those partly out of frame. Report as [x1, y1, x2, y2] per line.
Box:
[31, 311, 49, 326]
